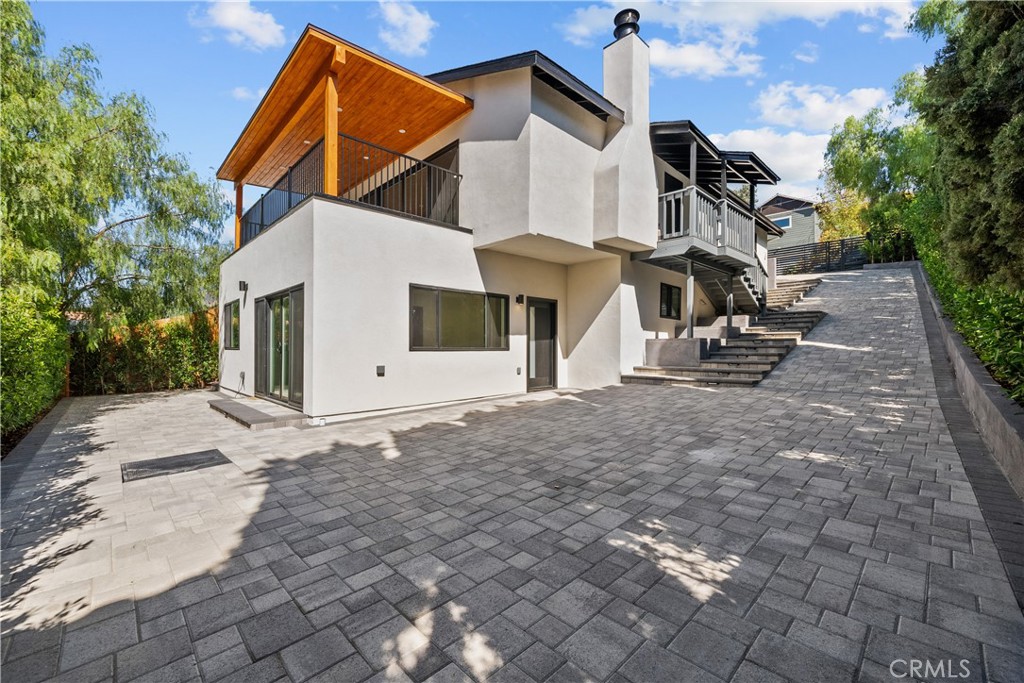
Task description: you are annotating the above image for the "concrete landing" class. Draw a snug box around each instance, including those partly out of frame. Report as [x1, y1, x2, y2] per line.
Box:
[208, 396, 307, 430]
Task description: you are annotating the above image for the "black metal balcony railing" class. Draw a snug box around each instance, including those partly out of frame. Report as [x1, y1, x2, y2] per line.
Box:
[337, 134, 461, 228]
[241, 141, 324, 246]
[239, 134, 462, 247]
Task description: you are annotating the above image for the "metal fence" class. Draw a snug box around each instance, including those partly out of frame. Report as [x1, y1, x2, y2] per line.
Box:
[770, 236, 867, 275]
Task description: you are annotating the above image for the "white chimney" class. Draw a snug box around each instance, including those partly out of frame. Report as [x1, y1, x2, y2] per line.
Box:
[603, 9, 649, 127]
[593, 9, 658, 251]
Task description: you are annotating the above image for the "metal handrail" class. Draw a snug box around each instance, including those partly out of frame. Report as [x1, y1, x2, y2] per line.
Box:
[337, 133, 461, 228]
[239, 134, 463, 247]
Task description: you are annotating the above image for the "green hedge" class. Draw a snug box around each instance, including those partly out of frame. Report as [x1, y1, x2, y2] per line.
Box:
[915, 229, 1024, 405]
[70, 312, 218, 395]
[0, 291, 69, 434]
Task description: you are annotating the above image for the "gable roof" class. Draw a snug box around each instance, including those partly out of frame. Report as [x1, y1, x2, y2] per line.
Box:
[218, 25, 472, 187]
[429, 51, 624, 123]
[759, 193, 816, 215]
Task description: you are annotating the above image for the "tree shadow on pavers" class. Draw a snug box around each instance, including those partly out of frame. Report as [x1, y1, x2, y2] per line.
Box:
[0, 393, 174, 638]
[4, 383, 1005, 683]
[0, 387, 755, 683]
[1, 429, 103, 636]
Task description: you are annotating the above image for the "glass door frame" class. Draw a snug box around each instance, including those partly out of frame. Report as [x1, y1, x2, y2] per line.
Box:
[526, 297, 557, 391]
[254, 284, 304, 409]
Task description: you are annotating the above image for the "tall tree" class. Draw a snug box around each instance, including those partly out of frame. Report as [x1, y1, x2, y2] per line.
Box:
[914, 1, 1024, 290]
[1, 0, 228, 433]
[816, 170, 870, 241]
[1, 0, 229, 333]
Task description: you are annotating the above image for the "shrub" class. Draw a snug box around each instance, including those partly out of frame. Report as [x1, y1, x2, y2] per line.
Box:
[0, 291, 69, 434]
[914, 221, 1024, 405]
[69, 311, 218, 395]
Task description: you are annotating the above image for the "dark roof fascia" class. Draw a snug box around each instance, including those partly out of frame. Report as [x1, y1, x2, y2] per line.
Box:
[650, 120, 719, 157]
[720, 150, 781, 184]
[429, 51, 624, 123]
[759, 193, 816, 209]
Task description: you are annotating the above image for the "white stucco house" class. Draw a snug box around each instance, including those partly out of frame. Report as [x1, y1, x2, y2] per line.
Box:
[216, 10, 783, 420]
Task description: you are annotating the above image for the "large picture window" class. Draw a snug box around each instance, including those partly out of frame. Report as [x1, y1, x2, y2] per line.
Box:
[410, 285, 508, 350]
[660, 283, 682, 320]
[224, 300, 240, 349]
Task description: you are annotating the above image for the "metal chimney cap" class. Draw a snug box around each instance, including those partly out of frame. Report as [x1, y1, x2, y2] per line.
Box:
[613, 8, 640, 39]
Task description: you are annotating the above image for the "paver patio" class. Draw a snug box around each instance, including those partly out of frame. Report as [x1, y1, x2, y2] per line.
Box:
[3, 268, 1023, 682]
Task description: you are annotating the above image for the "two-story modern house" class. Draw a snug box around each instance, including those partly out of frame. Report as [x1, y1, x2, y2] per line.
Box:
[216, 11, 782, 420]
[760, 194, 820, 249]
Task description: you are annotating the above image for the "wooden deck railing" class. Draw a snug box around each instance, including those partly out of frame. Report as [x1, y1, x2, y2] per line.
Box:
[659, 186, 754, 257]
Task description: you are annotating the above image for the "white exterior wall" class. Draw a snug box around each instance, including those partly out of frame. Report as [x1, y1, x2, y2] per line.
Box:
[218, 30, 772, 417]
[307, 200, 575, 416]
[218, 202, 315, 401]
[593, 33, 659, 251]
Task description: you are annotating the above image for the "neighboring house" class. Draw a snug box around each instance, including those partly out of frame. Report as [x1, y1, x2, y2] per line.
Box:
[760, 194, 820, 249]
[216, 12, 782, 419]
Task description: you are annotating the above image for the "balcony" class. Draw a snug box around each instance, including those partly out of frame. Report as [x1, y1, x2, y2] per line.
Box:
[657, 185, 755, 267]
[240, 134, 462, 248]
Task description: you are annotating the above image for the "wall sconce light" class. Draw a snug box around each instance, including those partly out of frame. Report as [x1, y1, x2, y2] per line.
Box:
[515, 294, 524, 305]
[239, 281, 248, 292]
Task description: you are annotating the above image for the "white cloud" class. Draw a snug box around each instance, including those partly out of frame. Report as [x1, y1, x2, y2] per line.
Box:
[793, 41, 819, 64]
[755, 82, 888, 132]
[230, 85, 267, 101]
[561, 1, 914, 78]
[377, 1, 437, 57]
[649, 36, 762, 79]
[710, 127, 830, 198]
[189, 1, 285, 51]
[858, 22, 876, 33]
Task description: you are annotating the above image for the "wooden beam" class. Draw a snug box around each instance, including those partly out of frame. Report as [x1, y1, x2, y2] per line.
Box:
[235, 77, 324, 187]
[330, 45, 346, 73]
[234, 183, 243, 250]
[323, 71, 339, 196]
[688, 142, 697, 187]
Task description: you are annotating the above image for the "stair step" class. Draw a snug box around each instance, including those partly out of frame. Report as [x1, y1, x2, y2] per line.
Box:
[621, 373, 760, 387]
[633, 367, 768, 381]
[727, 338, 797, 347]
[701, 360, 776, 371]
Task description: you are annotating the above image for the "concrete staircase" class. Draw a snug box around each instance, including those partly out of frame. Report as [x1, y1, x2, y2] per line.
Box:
[622, 308, 827, 387]
[767, 277, 822, 311]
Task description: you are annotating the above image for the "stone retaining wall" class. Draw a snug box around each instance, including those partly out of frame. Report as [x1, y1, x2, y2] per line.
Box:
[916, 263, 1024, 497]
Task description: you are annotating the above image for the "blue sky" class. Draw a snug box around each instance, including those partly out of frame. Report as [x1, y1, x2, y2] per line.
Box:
[34, 1, 940, 240]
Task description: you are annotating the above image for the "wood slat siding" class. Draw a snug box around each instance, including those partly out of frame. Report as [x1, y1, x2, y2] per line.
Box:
[766, 207, 819, 250]
[770, 236, 867, 275]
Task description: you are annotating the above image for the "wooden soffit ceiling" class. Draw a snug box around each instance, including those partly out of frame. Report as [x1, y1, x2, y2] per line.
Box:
[218, 25, 473, 188]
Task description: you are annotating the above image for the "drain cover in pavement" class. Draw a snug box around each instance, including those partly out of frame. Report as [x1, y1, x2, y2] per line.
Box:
[121, 449, 232, 482]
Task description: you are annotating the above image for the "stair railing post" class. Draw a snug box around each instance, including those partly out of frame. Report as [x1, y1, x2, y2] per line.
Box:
[686, 260, 695, 339]
[726, 276, 734, 335]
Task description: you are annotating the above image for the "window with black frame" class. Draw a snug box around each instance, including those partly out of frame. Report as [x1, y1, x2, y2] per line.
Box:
[660, 283, 682, 320]
[410, 285, 508, 350]
[223, 300, 240, 349]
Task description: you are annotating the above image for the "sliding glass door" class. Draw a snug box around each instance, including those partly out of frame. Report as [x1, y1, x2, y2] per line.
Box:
[255, 286, 303, 408]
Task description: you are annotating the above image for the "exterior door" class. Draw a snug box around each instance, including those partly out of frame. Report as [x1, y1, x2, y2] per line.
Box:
[527, 299, 556, 391]
[255, 286, 304, 408]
